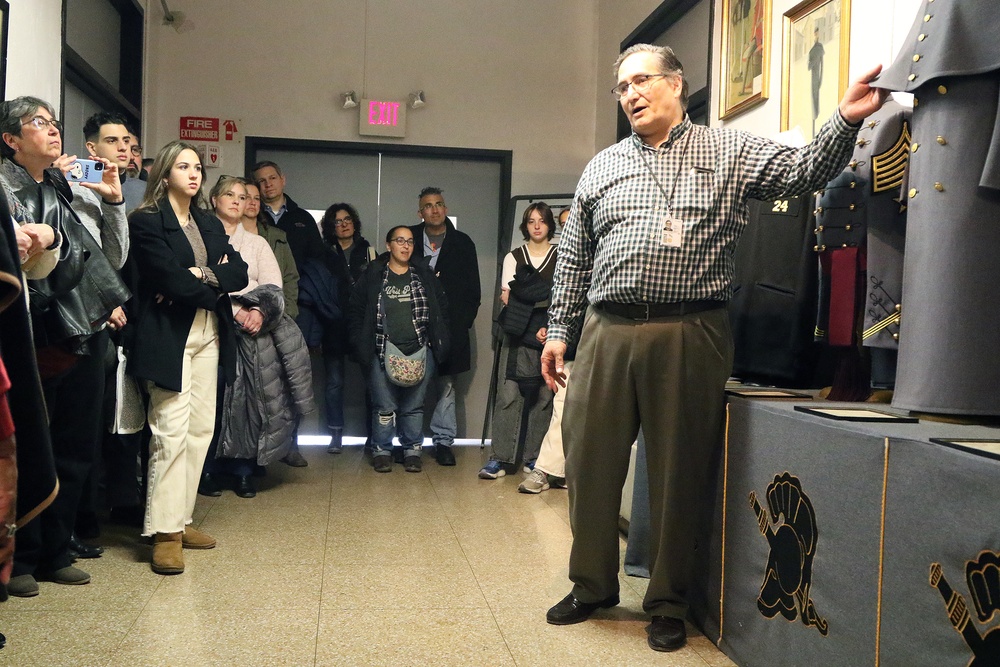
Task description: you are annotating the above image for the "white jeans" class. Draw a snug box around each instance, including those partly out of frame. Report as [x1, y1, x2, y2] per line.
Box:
[534, 361, 572, 478]
[143, 309, 219, 536]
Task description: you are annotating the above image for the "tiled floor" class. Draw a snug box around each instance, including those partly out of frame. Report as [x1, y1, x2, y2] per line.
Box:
[0, 445, 736, 666]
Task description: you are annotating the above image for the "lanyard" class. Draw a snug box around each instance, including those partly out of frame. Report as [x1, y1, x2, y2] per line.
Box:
[634, 127, 693, 216]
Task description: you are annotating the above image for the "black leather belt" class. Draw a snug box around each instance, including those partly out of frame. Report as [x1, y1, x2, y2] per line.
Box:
[596, 300, 726, 321]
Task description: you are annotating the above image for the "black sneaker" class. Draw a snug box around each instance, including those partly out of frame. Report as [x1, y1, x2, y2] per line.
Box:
[373, 455, 392, 473]
[435, 444, 456, 466]
[403, 456, 422, 473]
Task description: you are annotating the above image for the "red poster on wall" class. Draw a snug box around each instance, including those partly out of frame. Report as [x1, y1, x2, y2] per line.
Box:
[180, 117, 219, 141]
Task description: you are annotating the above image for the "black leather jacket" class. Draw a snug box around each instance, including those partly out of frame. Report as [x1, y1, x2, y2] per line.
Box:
[4, 163, 130, 351]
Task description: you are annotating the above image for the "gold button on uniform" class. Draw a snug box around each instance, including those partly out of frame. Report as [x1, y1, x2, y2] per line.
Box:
[938, 84, 947, 94]
[912, 142, 920, 152]
[924, 14, 932, 21]
[918, 33, 926, 41]
[913, 54, 921, 62]
[892, 332, 900, 342]
[909, 74, 917, 81]
[909, 188, 918, 198]
[937, 135, 947, 145]
[935, 182, 944, 191]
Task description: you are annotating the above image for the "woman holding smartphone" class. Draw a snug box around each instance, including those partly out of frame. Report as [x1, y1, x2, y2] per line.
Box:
[126, 141, 247, 574]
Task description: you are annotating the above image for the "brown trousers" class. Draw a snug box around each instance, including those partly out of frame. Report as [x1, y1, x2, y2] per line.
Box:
[564, 305, 732, 619]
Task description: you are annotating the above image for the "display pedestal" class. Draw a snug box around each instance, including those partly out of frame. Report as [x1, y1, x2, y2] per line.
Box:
[698, 395, 1000, 666]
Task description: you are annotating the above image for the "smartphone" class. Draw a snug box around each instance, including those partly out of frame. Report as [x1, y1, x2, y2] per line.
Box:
[65, 159, 104, 184]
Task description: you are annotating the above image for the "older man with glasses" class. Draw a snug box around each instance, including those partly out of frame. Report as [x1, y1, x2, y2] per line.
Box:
[125, 134, 146, 181]
[541, 43, 888, 652]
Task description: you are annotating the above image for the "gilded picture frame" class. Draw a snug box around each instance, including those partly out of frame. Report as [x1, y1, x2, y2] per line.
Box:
[781, 0, 851, 140]
[719, 0, 771, 120]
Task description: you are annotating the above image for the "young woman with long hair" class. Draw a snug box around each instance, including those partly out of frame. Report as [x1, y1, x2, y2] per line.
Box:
[126, 141, 247, 574]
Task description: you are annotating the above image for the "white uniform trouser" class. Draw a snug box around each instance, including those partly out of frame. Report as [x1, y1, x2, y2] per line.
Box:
[143, 309, 219, 536]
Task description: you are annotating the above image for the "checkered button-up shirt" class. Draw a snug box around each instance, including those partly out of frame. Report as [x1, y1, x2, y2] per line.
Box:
[547, 112, 860, 345]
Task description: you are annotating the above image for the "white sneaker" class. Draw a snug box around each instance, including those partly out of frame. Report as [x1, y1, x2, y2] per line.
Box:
[518, 469, 550, 494]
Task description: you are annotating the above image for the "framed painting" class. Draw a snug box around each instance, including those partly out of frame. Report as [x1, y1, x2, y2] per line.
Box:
[0, 0, 8, 100]
[720, 0, 770, 119]
[781, 0, 851, 140]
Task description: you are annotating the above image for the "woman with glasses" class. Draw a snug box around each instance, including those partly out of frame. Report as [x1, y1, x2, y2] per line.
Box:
[126, 142, 248, 574]
[348, 226, 450, 473]
[203, 176, 313, 498]
[0, 96, 130, 596]
[319, 203, 376, 453]
[479, 202, 559, 481]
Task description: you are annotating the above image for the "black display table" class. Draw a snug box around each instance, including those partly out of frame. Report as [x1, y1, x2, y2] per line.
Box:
[690, 395, 1000, 666]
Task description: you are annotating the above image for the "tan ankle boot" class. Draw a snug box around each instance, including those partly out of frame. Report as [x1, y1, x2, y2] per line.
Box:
[182, 526, 217, 549]
[152, 532, 184, 574]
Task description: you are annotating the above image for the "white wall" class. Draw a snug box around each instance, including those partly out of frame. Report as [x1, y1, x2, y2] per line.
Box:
[594, 0, 666, 151]
[5, 0, 64, 107]
[143, 0, 600, 197]
[712, 0, 924, 136]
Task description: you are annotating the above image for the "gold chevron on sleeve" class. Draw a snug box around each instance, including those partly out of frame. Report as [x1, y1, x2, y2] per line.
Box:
[863, 311, 901, 340]
[872, 121, 911, 194]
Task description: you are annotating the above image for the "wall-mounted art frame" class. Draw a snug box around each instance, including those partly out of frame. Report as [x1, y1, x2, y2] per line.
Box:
[719, 0, 770, 120]
[793, 406, 918, 423]
[780, 0, 851, 140]
[0, 1, 9, 100]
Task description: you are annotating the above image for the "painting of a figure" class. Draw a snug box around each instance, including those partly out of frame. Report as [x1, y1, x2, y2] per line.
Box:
[720, 0, 770, 119]
[782, 0, 851, 140]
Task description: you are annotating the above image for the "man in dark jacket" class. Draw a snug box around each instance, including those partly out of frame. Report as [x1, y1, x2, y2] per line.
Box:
[251, 159, 330, 467]
[408, 187, 481, 466]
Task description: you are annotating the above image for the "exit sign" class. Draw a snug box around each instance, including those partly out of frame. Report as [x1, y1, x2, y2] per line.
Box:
[359, 99, 407, 138]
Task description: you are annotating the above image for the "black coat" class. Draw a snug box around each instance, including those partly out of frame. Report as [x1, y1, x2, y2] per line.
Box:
[408, 220, 480, 375]
[0, 189, 57, 527]
[348, 257, 451, 368]
[325, 237, 375, 356]
[272, 194, 328, 271]
[125, 202, 248, 392]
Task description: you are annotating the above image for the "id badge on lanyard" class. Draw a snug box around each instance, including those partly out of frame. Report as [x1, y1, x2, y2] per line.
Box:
[637, 129, 692, 250]
[661, 214, 683, 248]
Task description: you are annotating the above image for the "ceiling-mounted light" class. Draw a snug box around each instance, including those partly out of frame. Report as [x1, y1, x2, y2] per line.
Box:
[342, 91, 358, 109]
[408, 91, 426, 110]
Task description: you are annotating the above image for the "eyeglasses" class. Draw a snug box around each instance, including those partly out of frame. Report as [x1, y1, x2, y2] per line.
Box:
[130, 145, 142, 155]
[334, 216, 354, 226]
[391, 237, 415, 247]
[611, 73, 669, 100]
[22, 116, 63, 133]
[420, 202, 445, 212]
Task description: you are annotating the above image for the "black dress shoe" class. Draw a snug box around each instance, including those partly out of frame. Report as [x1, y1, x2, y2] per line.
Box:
[197, 472, 222, 497]
[546, 592, 620, 625]
[434, 444, 456, 466]
[68, 533, 104, 559]
[646, 616, 686, 652]
[235, 476, 257, 498]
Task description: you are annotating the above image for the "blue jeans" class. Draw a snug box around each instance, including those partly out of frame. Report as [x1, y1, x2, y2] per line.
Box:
[323, 351, 345, 430]
[430, 374, 457, 447]
[368, 352, 435, 458]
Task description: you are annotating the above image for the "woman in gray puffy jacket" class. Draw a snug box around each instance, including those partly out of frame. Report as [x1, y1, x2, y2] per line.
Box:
[202, 176, 312, 498]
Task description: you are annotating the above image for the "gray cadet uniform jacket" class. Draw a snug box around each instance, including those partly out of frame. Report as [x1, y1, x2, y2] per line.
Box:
[813, 100, 911, 388]
[876, 0, 1000, 415]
